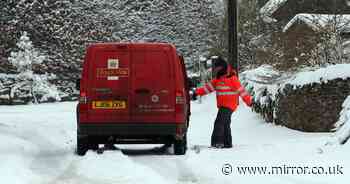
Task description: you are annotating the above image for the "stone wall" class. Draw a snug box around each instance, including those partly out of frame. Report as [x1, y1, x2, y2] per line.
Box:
[251, 78, 350, 132]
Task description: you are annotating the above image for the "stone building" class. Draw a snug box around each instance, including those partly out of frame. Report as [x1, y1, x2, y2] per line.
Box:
[255, 0, 350, 69]
[282, 14, 350, 61]
[261, 0, 350, 23]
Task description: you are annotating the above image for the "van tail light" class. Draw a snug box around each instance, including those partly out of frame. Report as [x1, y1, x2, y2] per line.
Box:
[79, 92, 88, 104]
[176, 91, 185, 104]
[175, 90, 185, 113]
[79, 92, 88, 113]
[175, 124, 185, 139]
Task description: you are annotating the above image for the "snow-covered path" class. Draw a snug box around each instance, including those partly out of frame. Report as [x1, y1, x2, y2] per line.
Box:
[0, 94, 349, 184]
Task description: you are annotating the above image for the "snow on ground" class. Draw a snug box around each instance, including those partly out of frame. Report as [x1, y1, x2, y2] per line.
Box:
[0, 95, 349, 184]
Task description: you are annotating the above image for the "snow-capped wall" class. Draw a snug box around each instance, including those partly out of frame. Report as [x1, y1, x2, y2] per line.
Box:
[275, 78, 350, 132]
[242, 64, 350, 132]
[281, 64, 350, 88]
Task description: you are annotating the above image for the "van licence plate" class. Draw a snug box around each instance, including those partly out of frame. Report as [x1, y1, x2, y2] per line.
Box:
[92, 101, 126, 109]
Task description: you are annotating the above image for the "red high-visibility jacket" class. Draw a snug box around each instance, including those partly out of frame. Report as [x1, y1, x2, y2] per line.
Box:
[195, 74, 252, 111]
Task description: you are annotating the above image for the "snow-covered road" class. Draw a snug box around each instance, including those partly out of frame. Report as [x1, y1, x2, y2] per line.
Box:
[1, 94, 349, 184]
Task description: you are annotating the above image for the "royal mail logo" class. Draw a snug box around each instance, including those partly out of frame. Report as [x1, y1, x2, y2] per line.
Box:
[97, 68, 129, 78]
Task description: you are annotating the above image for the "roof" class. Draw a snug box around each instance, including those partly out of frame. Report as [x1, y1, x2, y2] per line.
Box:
[260, 0, 288, 22]
[260, 0, 350, 23]
[283, 14, 350, 33]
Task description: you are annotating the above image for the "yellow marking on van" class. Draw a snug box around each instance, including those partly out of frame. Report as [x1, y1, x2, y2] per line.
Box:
[92, 100, 126, 109]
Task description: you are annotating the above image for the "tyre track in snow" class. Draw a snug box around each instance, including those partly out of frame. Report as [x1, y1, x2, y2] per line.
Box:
[47, 161, 113, 184]
[129, 155, 199, 184]
[0, 122, 84, 184]
[1, 127, 74, 179]
[45, 150, 142, 184]
[0, 104, 94, 183]
[22, 130, 141, 184]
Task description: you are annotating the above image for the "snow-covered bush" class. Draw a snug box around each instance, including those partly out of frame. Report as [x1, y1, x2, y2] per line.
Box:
[32, 74, 61, 103]
[7, 32, 60, 104]
[241, 65, 284, 122]
[241, 64, 284, 101]
[332, 96, 350, 145]
[8, 32, 45, 73]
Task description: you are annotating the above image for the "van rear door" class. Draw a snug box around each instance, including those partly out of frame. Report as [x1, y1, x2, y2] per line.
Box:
[131, 48, 175, 122]
[88, 47, 130, 122]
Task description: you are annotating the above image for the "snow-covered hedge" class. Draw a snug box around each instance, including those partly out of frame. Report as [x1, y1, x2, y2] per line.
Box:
[241, 65, 286, 113]
[0, 74, 62, 105]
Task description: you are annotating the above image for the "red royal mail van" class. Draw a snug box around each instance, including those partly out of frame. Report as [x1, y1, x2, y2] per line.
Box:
[76, 43, 190, 155]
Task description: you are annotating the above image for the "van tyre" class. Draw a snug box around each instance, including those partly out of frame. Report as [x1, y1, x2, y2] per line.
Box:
[89, 143, 99, 151]
[76, 135, 88, 156]
[87, 136, 99, 151]
[174, 135, 187, 155]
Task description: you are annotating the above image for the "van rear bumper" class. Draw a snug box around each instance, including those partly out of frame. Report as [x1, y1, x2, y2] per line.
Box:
[78, 123, 181, 136]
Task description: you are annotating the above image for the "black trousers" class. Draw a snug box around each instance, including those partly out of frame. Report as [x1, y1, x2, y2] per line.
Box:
[211, 107, 233, 147]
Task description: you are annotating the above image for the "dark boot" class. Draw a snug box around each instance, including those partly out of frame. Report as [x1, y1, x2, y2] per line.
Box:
[213, 143, 225, 148]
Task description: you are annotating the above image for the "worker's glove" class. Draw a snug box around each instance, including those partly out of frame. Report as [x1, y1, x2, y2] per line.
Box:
[190, 89, 198, 101]
[249, 97, 255, 108]
[250, 98, 259, 112]
[250, 101, 255, 108]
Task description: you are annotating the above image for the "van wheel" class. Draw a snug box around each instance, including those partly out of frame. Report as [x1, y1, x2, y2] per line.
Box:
[87, 136, 99, 151]
[89, 143, 99, 151]
[76, 135, 88, 156]
[174, 134, 187, 155]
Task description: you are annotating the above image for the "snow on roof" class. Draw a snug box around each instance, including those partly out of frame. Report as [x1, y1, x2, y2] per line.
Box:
[283, 14, 350, 33]
[260, 0, 288, 22]
[187, 72, 200, 78]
